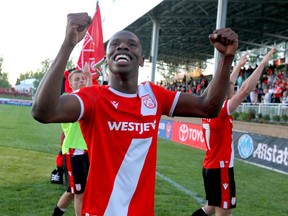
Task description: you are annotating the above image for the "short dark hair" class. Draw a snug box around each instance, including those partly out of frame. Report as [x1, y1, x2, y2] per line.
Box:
[68, 69, 83, 83]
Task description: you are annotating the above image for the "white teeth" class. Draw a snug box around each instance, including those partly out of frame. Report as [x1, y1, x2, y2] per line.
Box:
[115, 54, 130, 62]
[117, 59, 128, 62]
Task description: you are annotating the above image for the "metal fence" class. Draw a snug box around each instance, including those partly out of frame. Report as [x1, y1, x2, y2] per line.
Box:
[235, 103, 288, 117]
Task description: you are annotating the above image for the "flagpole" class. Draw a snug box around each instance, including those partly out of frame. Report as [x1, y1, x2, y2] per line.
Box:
[96, 0, 99, 12]
[96, 0, 107, 84]
[76, 0, 105, 85]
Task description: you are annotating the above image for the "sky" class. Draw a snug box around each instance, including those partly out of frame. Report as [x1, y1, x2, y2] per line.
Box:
[0, 0, 163, 86]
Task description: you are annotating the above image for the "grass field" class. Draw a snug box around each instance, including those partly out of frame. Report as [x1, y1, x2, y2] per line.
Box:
[0, 105, 287, 216]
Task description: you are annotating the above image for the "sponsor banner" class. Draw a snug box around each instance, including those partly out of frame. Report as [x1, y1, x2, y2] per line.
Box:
[234, 131, 288, 174]
[0, 98, 32, 106]
[158, 119, 173, 140]
[171, 121, 206, 150]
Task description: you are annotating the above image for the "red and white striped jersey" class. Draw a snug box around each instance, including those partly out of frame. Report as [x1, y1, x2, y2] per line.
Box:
[73, 81, 179, 216]
[202, 99, 234, 169]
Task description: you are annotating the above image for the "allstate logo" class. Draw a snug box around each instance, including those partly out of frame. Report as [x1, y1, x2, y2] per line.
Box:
[179, 124, 189, 141]
[238, 134, 254, 159]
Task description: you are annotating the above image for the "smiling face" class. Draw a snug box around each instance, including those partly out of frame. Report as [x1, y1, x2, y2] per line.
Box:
[68, 70, 87, 91]
[105, 30, 144, 76]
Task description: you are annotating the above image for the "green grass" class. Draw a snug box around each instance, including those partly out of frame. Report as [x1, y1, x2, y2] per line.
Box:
[0, 104, 287, 215]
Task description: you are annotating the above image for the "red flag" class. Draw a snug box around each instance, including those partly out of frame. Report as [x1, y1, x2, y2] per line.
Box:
[76, 3, 105, 85]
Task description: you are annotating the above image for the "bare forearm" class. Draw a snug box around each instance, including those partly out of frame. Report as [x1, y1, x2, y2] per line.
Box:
[230, 52, 248, 84]
[203, 55, 234, 114]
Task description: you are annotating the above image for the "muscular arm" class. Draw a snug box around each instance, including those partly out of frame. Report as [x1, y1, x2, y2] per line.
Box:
[174, 28, 238, 118]
[229, 48, 276, 113]
[31, 13, 92, 123]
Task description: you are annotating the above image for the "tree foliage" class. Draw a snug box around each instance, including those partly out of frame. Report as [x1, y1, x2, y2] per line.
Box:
[0, 57, 12, 88]
[16, 71, 37, 85]
[14, 58, 75, 95]
[32, 58, 75, 95]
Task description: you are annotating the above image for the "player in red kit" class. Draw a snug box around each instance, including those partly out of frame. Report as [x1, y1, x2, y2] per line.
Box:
[32, 13, 238, 215]
[192, 48, 276, 216]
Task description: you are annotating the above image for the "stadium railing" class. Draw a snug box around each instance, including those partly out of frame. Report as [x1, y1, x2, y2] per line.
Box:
[235, 103, 288, 118]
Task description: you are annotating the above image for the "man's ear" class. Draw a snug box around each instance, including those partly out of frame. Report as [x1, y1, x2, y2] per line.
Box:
[139, 56, 145, 67]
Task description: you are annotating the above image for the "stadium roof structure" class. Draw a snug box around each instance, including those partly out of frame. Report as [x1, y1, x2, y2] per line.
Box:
[120, 0, 288, 68]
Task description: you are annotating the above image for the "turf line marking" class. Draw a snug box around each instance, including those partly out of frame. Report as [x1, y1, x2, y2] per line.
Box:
[156, 171, 206, 205]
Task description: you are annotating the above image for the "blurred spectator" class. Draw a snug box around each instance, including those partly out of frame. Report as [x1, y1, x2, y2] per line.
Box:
[256, 82, 264, 103]
[160, 62, 288, 106]
[262, 86, 272, 104]
[261, 74, 268, 86]
[250, 87, 258, 104]
[281, 90, 288, 104]
[237, 70, 245, 87]
[272, 82, 284, 103]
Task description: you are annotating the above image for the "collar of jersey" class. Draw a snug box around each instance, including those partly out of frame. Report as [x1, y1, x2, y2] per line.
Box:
[108, 87, 137, 98]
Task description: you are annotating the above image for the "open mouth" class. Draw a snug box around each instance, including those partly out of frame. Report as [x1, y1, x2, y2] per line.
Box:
[114, 54, 131, 63]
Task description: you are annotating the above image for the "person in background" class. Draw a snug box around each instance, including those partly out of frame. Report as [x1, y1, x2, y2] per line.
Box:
[234, 53, 248, 89]
[262, 86, 272, 104]
[256, 82, 264, 103]
[272, 82, 284, 103]
[52, 63, 91, 216]
[32, 13, 238, 215]
[249, 87, 259, 104]
[191, 47, 276, 216]
[281, 90, 288, 104]
[236, 70, 244, 88]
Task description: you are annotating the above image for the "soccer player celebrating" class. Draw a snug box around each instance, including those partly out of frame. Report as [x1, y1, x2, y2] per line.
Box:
[32, 13, 238, 215]
[192, 48, 276, 216]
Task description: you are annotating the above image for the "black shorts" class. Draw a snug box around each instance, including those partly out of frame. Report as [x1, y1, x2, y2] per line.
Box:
[203, 167, 236, 209]
[65, 151, 89, 194]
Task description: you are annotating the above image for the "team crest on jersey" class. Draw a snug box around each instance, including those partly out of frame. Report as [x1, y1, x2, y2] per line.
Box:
[231, 197, 236, 205]
[141, 94, 156, 109]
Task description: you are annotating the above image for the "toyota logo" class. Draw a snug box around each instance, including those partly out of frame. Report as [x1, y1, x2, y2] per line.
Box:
[179, 124, 189, 141]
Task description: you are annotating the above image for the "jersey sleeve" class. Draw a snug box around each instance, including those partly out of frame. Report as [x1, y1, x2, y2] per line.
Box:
[72, 85, 100, 121]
